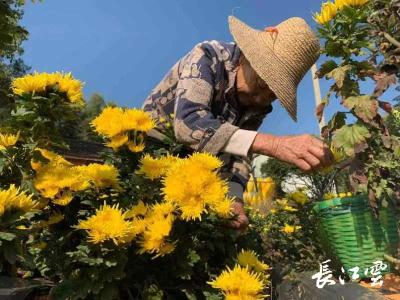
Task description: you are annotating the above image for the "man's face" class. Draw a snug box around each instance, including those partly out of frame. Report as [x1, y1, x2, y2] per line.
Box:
[236, 57, 277, 109]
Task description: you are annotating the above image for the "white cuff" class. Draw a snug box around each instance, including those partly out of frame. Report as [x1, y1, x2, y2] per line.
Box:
[222, 129, 258, 157]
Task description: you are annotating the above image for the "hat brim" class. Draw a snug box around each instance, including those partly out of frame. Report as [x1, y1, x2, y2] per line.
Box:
[229, 16, 298, 121]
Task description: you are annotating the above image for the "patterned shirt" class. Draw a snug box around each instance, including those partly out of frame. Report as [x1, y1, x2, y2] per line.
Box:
[141, 40, 273, 195]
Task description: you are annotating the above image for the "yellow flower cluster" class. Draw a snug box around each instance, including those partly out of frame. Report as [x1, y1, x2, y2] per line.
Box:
[323, 191, 353, 200]
[281, 224, 302, 234]
[162, 153, 232, 220]
[287, 190, 309, 206]
[78, 200, 176, 257]
[314, 2, 338, 25]
[91, 107, 155, 153]
[136, 154, 179, 180]
[33, 149, 120, 206]
[77, 203, 134, 245]
[243, 177, 275, 209]
[0, 185, 37, 217]
[274, 198, 298, 213]
[12, 72, 84, 104]
[136, 201, 176, 257]
[0, 132, 19, 151]
[314, 0, 369, 25]
[238, 250, 270, 274]
[208, 265, 265, 299]
[336, 0, 369, 9]
[73, 152, 232, 256]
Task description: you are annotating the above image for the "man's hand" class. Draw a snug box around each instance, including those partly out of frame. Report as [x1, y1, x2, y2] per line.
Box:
[252, 133, 334, 172]
[228, 200, 249, 231]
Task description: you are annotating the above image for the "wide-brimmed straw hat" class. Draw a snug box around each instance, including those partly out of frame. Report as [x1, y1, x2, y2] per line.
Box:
[228, 16, 320, 121]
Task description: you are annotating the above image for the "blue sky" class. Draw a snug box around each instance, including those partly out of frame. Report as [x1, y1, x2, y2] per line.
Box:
[20, 0, 385, 136]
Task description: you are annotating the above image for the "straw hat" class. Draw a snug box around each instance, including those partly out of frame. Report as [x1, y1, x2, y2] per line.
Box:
[228, 16, 320, 121]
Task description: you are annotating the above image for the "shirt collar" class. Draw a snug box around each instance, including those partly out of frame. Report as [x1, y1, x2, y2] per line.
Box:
[224, 43, 241, 95]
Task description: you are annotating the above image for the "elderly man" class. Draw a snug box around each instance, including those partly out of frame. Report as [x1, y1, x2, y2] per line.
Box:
[141, 16, 333, 229]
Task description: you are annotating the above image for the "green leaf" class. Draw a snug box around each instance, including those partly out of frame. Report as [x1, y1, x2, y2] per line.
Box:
[10, 106, 34, 117]
[343, 95, 378, 123]
[327, 112, 347, 132]
[0, 232, 16, 241]
[324, 40, 345, 57]
[332, 123, 371, 156]
[327, 65, 351, 88]
[187, 250, 201, 267]
[317, 60, 338, 78]
[394, 145, 400, 158]
[50, 280, 86, 300]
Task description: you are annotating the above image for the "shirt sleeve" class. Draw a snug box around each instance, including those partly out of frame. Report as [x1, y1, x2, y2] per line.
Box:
[221, 129, 258, 157]
[173, 43, 239, 155]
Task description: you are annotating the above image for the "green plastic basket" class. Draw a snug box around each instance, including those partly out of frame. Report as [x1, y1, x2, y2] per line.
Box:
[313, 195, 399, 278]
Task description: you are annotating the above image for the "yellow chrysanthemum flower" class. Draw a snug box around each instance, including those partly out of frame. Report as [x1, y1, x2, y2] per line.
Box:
[91, 107, 155, 151]
[92, 107, 155, 138]
[208, 265, 265, 299]
[75, 163, 120, 189]
[244, 177, 275, 210]
[123, 109, 155, 133]
[33, 148, 72, 168]
[138, 216, 174, 253]
[246, 177, 256, 194]
[335, 0, 368, 8]
[281, 224, 302, 234]
[212, 197, 233, 218]
[30, 160, 42, 171]
[12, 72, 48, 96]
[34, 150, 119, 204]
[314, 1, 338, 25]
[136, 154, 179, 180]
[125, 201, 148, 218]
[0, 132, 19, 150]
[34, 162, 88, 199]
[55, 72, 84, 104]
[129, 218, 147, 236]
[335, 0, 346, 8]
[52, 191, 74, 206]
[150, 201, 176, 216]
[127, 141, 145, 153]
[137, 214, 175, 254]
[259, 178, 275, 200]
[238, 250, 269, 273]
[0, 185, 37, 217]
[33, 151, 87, 201]
[77, 203, 134, 245]
[91, 106, 126, 138]
[12, 72, 84, 104]
[288, 190, 309, 206]
[275, 198, 298, 212]
[162, 154, 228, 221]
[188, 152, 223, 170]
[131, 201, 176, 256]
[106, 133, 129, 150]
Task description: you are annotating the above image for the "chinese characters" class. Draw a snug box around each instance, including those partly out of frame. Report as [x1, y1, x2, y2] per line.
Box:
[312, 259, 388, 288]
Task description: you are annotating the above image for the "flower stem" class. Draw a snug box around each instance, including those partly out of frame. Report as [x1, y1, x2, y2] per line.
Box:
[383, 32, 400, 48]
